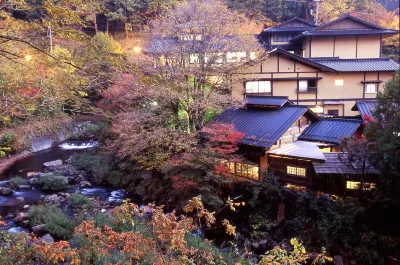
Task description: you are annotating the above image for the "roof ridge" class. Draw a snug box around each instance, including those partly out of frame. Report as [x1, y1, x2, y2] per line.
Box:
[320, 118, 362, 122]
[317, 13, 386, 31]
[264, 17, 316, 31]
[313, 58, 391, 61]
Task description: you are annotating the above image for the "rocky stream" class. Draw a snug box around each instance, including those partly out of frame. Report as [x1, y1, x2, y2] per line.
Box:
[0, 140, 130, 238]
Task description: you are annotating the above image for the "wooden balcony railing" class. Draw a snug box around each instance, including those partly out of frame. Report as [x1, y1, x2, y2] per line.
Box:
[296, 87, 318, 93]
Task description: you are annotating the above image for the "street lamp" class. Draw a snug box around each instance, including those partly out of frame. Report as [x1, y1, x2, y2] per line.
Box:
[25, 55, 32, 61]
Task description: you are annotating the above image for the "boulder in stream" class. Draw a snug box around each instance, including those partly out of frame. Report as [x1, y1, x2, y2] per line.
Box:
[43, 159, 63, 167]
[79, 181, 92, 187]
[0, 187, 13, 196]
[26, 172, 39, 178]
[17, 185, 32, 191]
[14, 212, 29, 223]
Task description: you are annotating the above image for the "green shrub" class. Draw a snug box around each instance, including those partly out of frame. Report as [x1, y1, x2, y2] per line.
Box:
[0, 132, 17, 147]
[28, 205, 75, 239]
[68, 193, 93, 209]
[36, 174, 68, 191]
[9, 177, 25, 189]
[70, 153, 111, 183]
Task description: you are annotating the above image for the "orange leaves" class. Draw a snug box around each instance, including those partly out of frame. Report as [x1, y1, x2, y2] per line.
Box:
[1, 197, 242, 264]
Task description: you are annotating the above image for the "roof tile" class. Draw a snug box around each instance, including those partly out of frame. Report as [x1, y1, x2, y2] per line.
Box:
[299, 119, 362, 144]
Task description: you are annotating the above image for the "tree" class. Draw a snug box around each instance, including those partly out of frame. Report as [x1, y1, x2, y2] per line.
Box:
[365, 71, 400, 197]
[145, 0, 264, 133]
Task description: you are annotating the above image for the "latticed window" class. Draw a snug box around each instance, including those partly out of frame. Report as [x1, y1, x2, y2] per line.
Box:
[365, 83, 378, 93]
[245, 81, 271, 93]
[287, 166, 306, 177]
[346, 181, 375, 190]
[221, 160, 260, 180]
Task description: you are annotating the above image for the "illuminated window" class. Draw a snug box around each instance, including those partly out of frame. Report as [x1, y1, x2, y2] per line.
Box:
[222, 161, 260, 180]
[249, 52, 257, 60]
[335, 79, 344, 86]
[365, 83, 378, 93]
[287, 166, 306, 177]
[189, 53, 199, 64]
[346, 181, 376, 190]
[179, 34, 202, 41]
[310, 106, 324, 113]
[299, 80, 308, 92]
[319, 147, 331, 152]
[245, 81, 271, 93]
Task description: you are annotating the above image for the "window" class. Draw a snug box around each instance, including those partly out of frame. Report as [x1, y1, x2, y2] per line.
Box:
[227, 52, 247, 63]
[310, 106, 324, 114]
[365, 83, 378, 93]
[249, 52, 257, 61]
[179, 34, 202, 41]
[273, 32, 293, 42]
[287, 166, 306, 177]
[335, 79, 344, 86]
[346, 181, 376, 190]
[299, 80, 308, 92]
[189, 53, 199, 64]
[245, 81, 271, 93]
[298, 80, 317, 92]
[319, 147, 331, 152]
[223, 161, 260, 180]
[327, 109, 339, 116]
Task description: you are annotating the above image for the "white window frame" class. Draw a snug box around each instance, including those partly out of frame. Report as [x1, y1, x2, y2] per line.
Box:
[245, 81, 271, 93]
[364, 83, 378, 94]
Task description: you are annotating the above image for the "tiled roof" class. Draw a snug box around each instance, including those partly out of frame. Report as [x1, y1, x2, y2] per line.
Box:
[212, 105, 311, 148]
[292, 29, 398, 40]
[351, 101, 377, 121]
[313, 153, 379, 175]
[291, 14, 399, 41]
[299, 118, 362, 144]
[264, 17, 316, 32]
[309, 58, 399, 72]
[269, 48, 335, 71]
[268, 141, 326, 162]
[245, 96, 290, 107]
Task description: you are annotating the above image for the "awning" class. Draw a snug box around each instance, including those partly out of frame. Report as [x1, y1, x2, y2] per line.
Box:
[268, 141, 326, 162]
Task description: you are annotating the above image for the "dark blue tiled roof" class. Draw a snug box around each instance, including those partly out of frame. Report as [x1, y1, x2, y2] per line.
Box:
[299, 119, 362, 144]
[291, 14, 399, 41]
[263, 17, 316, 33]
[245, 96, 290, 107]
[309, 58, 399, 72]
[351, 101, 377, 121]
[291, 29, 398, 40]
[212, 105, 309, 148]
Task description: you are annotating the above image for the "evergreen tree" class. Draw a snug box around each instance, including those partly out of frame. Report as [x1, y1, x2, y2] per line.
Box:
[365, 72, 400, 198]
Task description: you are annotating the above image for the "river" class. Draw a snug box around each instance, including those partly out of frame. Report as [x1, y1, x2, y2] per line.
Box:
[0, 140, 128, 221]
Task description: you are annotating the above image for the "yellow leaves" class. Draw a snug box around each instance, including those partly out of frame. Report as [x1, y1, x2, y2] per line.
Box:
[222, 219, 236, 236]
[225, 196, 245, 212]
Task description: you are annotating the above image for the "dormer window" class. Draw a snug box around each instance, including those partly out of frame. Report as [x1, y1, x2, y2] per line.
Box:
[273, 32, 293, 42]
[179, 34, 202, 41]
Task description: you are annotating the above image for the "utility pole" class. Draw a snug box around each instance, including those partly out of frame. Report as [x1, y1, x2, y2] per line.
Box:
[47, 25, 53, 54]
